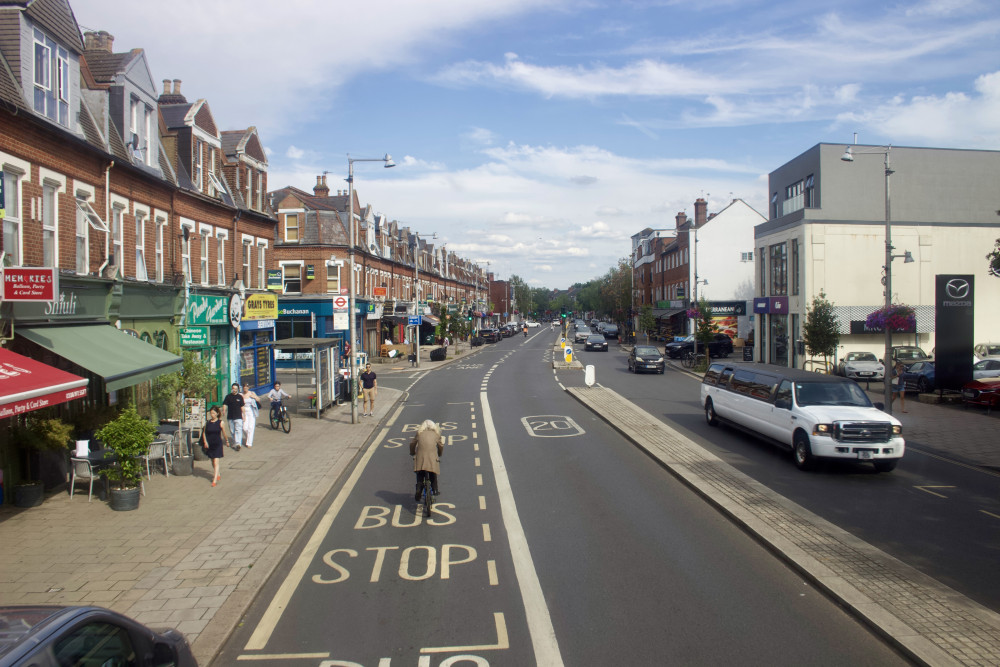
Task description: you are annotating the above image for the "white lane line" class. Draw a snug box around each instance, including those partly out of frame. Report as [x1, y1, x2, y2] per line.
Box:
[420, 612, 509, 654]
[488, 560, 499, 586]
[481, 391, 564, 666]
[476, 473, 483, 486]
[479, 495, 487, 510]
[243, 407, 398, 651]
[475, 457, 481, 467]
[483, 523, 492, 542]
[237, 653, 330, 661]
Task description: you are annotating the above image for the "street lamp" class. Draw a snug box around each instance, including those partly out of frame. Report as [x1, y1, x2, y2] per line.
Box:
[840, 144, 911, 415]
[347, 153, 394, 424]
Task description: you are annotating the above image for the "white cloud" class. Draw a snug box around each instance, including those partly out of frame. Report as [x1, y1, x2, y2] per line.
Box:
[286, 145, 305, 160]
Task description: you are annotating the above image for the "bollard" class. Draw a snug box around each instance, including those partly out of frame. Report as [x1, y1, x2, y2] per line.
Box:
[585, 364, 595, 387]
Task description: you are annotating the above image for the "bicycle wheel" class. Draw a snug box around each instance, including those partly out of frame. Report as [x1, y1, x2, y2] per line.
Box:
[281, 410, 291, 433]
[269, 410, 279, 430]
[423, 479, 433, 516]
[681, 351, 694, 369]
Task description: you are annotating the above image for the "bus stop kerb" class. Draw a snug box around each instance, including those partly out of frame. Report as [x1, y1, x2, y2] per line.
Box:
[273, 337, 339, 419]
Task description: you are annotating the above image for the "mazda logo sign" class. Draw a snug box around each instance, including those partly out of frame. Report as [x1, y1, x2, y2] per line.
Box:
[945, 278, 970, 299]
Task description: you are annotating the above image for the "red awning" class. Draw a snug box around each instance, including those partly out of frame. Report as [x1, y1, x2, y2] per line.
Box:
[0, 348, 89, 419]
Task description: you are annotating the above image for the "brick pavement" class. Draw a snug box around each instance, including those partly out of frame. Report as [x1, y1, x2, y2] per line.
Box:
[567, 382, 1000, 666]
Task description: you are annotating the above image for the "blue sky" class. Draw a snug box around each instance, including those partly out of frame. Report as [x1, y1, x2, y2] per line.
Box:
[74, 0, 1000, 289]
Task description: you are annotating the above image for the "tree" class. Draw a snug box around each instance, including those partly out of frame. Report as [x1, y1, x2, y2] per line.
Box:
[987, 238, 1000, 278]
[691, 298, 718, 346]
[639, 305, 655, 342]
[803, 291, 840, 371]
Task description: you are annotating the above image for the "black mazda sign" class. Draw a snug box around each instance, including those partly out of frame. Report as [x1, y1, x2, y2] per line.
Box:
[934, 274, 974, 391]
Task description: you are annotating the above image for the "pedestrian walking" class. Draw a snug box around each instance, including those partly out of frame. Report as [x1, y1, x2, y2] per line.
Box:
[891, 361, 908, 413]
[222, 383, 245, 451]
[360, 363, 377, 416]
[242, 383, 260, 447]
[200, 405, 229, 486]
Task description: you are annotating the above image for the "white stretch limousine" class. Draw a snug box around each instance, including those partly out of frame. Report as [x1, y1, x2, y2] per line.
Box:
[701, 362, 904, 472]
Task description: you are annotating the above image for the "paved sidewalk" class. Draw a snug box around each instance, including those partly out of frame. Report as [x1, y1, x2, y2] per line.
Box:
[568, 384, 1000, 666]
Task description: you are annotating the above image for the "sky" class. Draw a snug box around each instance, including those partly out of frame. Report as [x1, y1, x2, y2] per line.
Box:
[73, 0, 1000, 290]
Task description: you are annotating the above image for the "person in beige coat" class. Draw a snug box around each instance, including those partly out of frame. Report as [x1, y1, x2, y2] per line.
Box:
[410, 419, 444, 500]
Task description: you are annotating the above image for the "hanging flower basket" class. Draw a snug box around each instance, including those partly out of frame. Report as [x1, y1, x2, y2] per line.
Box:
[685, 308, 701, 319]
[865, 304, 916, 332]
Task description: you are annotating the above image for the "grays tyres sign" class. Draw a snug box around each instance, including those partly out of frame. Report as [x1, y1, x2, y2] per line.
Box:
[935, 274, 974, 391]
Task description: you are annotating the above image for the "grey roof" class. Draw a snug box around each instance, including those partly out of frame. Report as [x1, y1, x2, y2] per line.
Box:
[82, 50, 132, 83]
[3, 0, 84, 55]
[159, 103, 192, 129]
[0, 47, 26, 112]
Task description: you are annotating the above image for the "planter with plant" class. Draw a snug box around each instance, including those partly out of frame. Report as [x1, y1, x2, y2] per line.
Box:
[152, 351, 216, 474]
[11, 414, 74, 507]
[94, 406, 156, 511]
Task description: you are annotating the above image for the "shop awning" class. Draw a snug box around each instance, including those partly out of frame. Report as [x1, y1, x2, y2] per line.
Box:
[653, 308, 685, 320]
[421, 315, 440, 326]
[0, 349, 89, 418]
[19, 325, 183, 391]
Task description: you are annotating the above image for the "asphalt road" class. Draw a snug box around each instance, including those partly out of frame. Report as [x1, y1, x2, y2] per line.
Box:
[217, 329, 906, 665]
[573, 338, 1000, 614]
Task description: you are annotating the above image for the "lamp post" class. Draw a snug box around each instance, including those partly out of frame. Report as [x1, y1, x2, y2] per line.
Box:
[841, 144, 907, 415]
[347, 153, 394, 424]
[410, 231, 436, 368]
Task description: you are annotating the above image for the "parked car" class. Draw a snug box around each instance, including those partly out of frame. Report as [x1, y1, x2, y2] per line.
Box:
[973, 359, 1000, 380]
[961, 377, 1000, 412]
[974, 343, 1000, 360]
[628, 345, 665, 374]
[900, 360, 935, 393]
[585, 334, 608, 351]
[0, 605, 196, 667]
[601, 323, 619, 339]
[890, 346, 931, 369]
[500, 324, 515, 338]
[574, 327, 592, 344]
[837, 351, 885, 381]
[701, 362, 904, 472]
[665, 333, 734, 359]
[479, 328, 501, 343]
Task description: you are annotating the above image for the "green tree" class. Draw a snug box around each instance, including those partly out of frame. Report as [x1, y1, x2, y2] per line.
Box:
[803, 291, 840, 371]
[693, 298, 718, 346]
[639, 305, 655, 342]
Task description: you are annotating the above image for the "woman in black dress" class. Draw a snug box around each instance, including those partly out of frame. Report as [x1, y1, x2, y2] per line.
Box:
[201, 405, 230, 486]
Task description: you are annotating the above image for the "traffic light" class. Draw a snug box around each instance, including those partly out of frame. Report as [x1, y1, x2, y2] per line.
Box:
[467, 309, 473, 321]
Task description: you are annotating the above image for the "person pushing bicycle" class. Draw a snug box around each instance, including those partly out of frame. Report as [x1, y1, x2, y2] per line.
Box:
[410, 419, 443, 500]
[267, 382, 291, 423]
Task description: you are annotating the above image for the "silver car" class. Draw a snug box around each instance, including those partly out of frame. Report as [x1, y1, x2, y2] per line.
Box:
[838, 352, 885, 381]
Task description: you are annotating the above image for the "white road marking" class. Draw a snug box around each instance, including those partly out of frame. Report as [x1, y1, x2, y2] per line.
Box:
[481, 391, 564, 666]
[488, 560, 499, 586]
[475, 457, 481, 467]
[479, 495, 486, 510]
[420, 612, 509, 654]
[476, 474, 483, 486]
[243, 408, 398, 651]
[236, 652, 330, 660]
[482, 523, 492, 542]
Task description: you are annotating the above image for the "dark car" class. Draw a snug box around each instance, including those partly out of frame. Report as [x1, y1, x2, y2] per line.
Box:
[665, 333, 734, 359]
[500, 325, 515, 338]
[0, 605, 197, 667]
[900, 360, 935, 393]
[890, 345, 931, 369]
[480, 328, 501, 343]
[585, 334, 608, 351]
[961, 376, 1000, 412]
[628, 345, 665, 374]
[601, 323, 619, 339]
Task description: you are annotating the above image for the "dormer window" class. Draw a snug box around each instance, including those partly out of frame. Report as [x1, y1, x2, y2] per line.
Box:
[208, 171, 227, 198]
[194, 139, 203, 191]
[33, 28, 70, 126]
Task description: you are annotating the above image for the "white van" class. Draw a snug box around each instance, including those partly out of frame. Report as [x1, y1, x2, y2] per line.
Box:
[700, 362, 904, 472]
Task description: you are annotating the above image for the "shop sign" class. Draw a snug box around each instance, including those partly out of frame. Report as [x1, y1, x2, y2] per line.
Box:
[244, 292, 278, 320]
[267, 269, 283, 292]
[229, 294, 243, 329]
[188, 294, 228, 325]
[180, 327, 209, 346]
[2, 267, 58, 301]
[306, 265, 315, 279]
[373, 286, 388, 297]
[240, 319, 275, 331]
[708, 300, 747, 316]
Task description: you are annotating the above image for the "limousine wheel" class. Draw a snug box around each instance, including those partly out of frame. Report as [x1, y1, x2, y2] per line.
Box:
[704, 399, 718, 426]
[793, 434, 816, 471]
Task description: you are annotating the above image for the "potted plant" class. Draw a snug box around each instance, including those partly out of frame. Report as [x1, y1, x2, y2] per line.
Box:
[94, 406, 156, 511]
[152, 351, 216, 475]
[11, 415, 74, 507]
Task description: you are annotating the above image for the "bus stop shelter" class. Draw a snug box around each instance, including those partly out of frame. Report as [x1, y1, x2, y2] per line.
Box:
[273, 337, 340, 419]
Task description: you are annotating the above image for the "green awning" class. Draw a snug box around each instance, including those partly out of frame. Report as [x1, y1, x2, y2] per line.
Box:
[19, 325, 183, 391]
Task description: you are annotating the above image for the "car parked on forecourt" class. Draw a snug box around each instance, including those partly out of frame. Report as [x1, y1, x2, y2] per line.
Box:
[973, 343, 1000, 360]
[628, 345, 665, 374]
[665, 333, 734, 359]
[900, 361, 935, 393]
[585, 334, 608, 351]
[574, 327, 592, 344]
[0, 605, 196, 667]
[972, 359, 1000, 380]
[890, 345, 931, 369]
[837, 351, 885, 381]
[961, 377, 1000, 412]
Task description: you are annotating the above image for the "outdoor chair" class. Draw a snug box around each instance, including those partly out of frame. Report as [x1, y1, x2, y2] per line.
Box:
[143, 440, 172, 479]
[69, 457, 97, 502]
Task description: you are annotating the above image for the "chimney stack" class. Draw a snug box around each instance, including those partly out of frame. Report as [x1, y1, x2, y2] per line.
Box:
[162, 79, 172, 95]
[83, 31, 115, 53]
[314, 175, 330, 197]
[675, 211, 687, 230]
[172, 79, 182, 96]
[694, 198, 708, 227]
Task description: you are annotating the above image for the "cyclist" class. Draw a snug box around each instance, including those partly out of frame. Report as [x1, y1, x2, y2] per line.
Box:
[410, 419, 443, 500]
[267, 382, 291, 424]
[522, 323, 528, 337]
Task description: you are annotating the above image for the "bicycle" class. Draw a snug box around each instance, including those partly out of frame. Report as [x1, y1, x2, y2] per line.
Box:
[269, 402, 291, 433]
[681, 350, 706, 369]
[419, 474, 434, 516]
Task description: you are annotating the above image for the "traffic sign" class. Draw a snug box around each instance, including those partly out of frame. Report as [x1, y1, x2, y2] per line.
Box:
[408, 316, 420, 326]
[332, 296, 349, 309]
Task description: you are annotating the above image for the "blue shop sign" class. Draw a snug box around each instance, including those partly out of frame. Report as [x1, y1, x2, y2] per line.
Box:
[240, 319, 275, 331]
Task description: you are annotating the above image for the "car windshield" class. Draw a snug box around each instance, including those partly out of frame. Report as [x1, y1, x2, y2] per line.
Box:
[849, 353, 878, 362]
[635, 346, 659, 356]
[794, 381, 873, 407]
[671, 336, 694, 344]
[587, 335, 604, 342]
[895, 348, 926, 360]
[983, 345, 1000, 355]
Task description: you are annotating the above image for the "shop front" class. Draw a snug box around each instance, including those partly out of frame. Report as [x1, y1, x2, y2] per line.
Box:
[184, 292, 236, 403]
[117, 282, 184, 416]
[239, 292, 277, 393]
